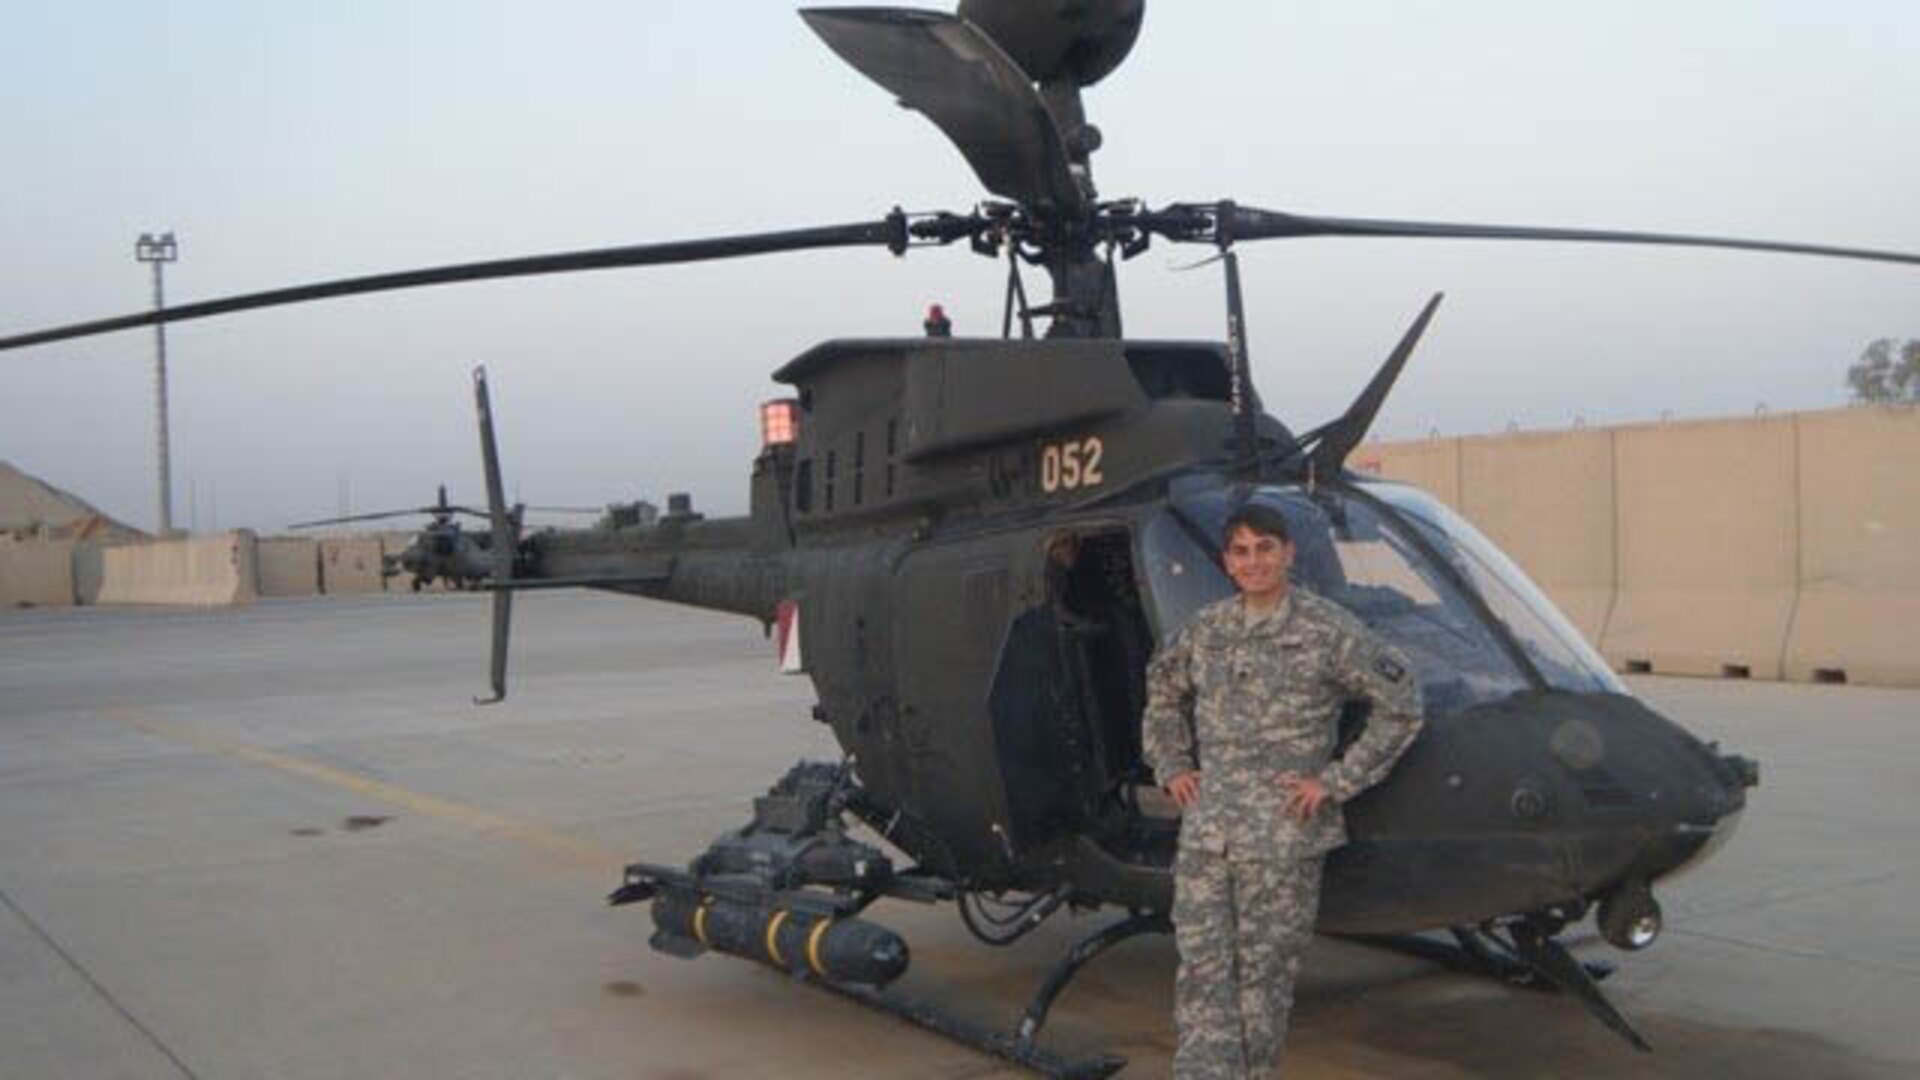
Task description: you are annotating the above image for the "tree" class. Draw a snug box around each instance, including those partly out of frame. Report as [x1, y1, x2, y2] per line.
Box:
[1847, 338, 1920, 403]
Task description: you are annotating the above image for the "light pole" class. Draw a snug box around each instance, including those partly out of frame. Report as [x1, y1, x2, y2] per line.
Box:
[135, 232, 178, 536]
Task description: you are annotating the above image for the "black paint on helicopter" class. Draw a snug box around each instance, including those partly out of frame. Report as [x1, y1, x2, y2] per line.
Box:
[5, 2, 1917, 1075]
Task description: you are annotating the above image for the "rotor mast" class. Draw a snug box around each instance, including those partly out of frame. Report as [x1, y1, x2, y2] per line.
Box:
[1034, 79, 1121, 338]
[956, 0, 1143, 339]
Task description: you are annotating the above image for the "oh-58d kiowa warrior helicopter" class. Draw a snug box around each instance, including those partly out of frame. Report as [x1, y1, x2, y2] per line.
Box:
[7, 3, 1920, 1076]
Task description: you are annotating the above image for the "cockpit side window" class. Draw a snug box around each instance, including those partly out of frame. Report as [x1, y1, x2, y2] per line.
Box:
[1137, 511, 1235, 639]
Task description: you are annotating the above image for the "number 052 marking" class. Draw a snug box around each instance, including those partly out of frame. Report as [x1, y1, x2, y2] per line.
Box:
[1040, 436, 1105, 493]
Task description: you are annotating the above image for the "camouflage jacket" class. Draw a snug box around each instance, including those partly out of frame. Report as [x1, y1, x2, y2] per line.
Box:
[1142, 587, 1424, 860]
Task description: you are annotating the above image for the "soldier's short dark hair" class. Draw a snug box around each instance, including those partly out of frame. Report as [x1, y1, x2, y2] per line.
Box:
[1223, 503, 1292, 545]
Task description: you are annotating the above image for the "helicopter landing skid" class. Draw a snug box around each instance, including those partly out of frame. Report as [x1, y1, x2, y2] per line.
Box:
[1338, 927, 1615, 987]
[806, 910, 1167, 1080]
[808, 979, 1124, 1080]
[1340, 923, 1649, 1052]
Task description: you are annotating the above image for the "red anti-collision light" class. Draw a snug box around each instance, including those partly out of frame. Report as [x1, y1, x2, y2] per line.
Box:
[760, 399, 800, 448]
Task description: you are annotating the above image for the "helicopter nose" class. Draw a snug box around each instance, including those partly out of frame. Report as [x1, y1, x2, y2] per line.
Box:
[1554, 692, 1758, 899]
[1642, 744, 1757, 888]
[1671, 747, 1756, 865]
[1670, 805, 1745, 879]
[1589, 739, 1753, 950]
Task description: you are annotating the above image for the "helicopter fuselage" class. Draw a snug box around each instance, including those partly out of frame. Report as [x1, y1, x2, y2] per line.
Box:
[392, 523, 495, 590]
[523, 335, 1754, 936]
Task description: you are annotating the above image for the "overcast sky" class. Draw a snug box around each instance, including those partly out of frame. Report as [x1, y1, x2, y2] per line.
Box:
[3, 1, 1916, 533]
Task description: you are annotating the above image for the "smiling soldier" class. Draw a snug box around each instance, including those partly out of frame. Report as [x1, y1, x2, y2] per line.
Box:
[1143, 503, 1425, 1078]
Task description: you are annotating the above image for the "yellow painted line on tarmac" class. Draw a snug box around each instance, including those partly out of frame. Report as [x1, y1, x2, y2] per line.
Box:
[102, 708, 620, 871]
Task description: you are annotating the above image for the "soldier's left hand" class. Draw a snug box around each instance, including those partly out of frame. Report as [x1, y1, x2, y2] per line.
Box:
[1279, 772, 1329, 821]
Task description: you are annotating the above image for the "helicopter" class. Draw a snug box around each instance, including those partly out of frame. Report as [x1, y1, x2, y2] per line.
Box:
[4, 3, 1919, 1077]
[288, 484, 599, 591]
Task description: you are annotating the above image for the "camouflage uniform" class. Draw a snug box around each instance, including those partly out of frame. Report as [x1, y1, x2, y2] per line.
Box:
[1143, 587, 1424, 1078]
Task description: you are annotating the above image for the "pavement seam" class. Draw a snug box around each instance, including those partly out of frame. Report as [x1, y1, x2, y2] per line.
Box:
[0, 883, 201, 1080]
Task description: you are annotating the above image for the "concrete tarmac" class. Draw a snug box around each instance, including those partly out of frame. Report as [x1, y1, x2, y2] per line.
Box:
[1, 593, 1914, 1079]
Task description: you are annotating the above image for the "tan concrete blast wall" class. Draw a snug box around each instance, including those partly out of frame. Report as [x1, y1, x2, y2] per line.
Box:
[1458, 430, 1617, 644]
[94, 532, 258, 607]
[319, 537, 386, 594]
[1600, 418, 1799, 678]
[0, 538, 76, 607]
[1784, 407, 1920, 686]
[1286, 406, 1920, 686]
[72, 542, 108, 605]
[256, 537, 320, 598]
[1352, 438, 1461, 507]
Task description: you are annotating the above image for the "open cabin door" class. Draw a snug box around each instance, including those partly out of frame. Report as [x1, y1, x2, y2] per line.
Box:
[987, 527, 1156, 857]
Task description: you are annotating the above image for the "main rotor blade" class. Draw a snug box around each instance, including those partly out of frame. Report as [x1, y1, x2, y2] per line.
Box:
[287, 507, 442, 528]
[802, 8, 1084, 215]
[0, 218, 905, 352]
[1213, 205, 1920, 266]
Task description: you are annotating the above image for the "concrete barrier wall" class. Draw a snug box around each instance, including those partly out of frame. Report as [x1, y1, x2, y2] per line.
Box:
[1784, 407, 1920, 687]
[1361, 404, 1920, 687]
[1603, 416, 1799, 679]
[1458, 430, 1617, 645]
[1353, 437, 1461, 507]
[72, 542, 107, 605]
[94, 532, 257, 607]
[319, 537, 386, 595]
[256, 537, 320, 598]
[0, 538, 76, 608]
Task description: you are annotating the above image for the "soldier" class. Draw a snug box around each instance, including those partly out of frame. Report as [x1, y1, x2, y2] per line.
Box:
[1143, 503, 1424, 1078]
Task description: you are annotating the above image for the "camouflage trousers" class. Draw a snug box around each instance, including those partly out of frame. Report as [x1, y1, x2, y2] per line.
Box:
[1172, 845, 1325, 1079]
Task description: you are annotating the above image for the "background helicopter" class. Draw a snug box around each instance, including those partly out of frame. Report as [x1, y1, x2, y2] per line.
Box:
[3, 2, 1918, 1077]
[288, 484, 599, 591]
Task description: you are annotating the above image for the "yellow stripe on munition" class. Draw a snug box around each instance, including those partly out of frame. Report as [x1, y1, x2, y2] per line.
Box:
[693, 901, 713, 947]
[806, 917, 833, 978]
[765, 910, 791, 966]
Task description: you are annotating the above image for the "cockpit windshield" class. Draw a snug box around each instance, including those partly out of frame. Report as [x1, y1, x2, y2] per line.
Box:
[1361, 482, 1627, 695]
[1137, 479, 1621, 717]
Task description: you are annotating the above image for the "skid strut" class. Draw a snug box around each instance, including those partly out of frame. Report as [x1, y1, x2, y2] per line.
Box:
[1017, 911, 1169, 1042]
[1339, 922, 1649, 1052]
[1339, 927, 1615, 987]
[1507, 921, 1651, 1052]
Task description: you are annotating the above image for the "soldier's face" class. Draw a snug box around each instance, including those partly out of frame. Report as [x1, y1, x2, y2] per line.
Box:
[1222, 525, 1294, 602]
